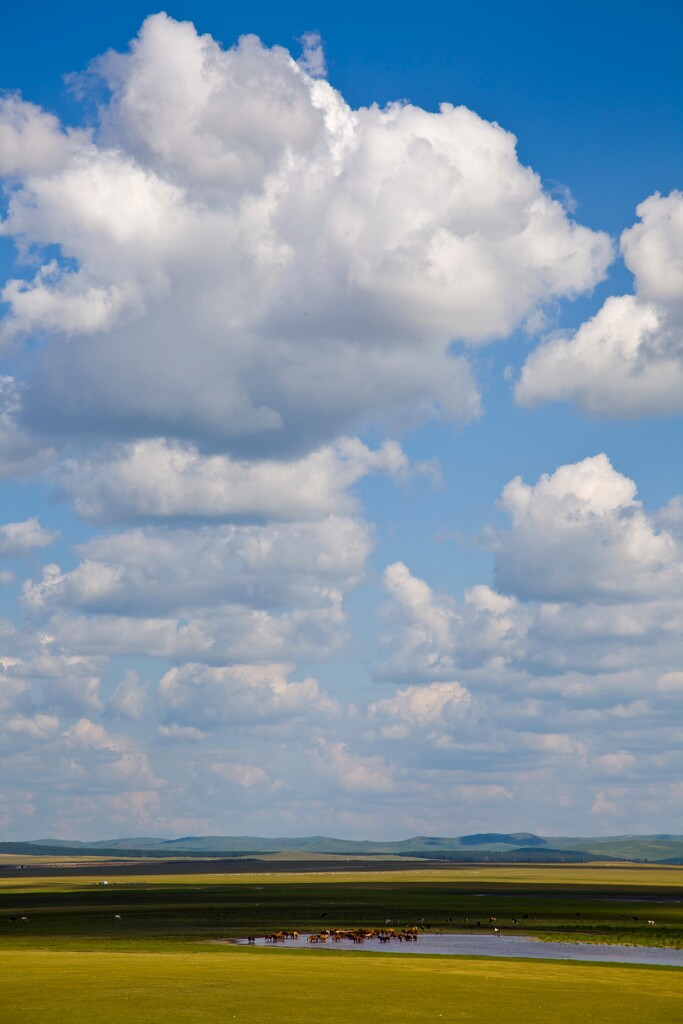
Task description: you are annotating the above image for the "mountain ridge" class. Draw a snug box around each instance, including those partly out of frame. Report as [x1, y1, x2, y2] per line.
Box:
[4, 832, 683, 863]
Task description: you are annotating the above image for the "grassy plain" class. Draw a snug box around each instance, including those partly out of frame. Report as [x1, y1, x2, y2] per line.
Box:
[2, 863, 681, 947]
[3, 946, 682, 1024]
[1, 862, 681, 1023]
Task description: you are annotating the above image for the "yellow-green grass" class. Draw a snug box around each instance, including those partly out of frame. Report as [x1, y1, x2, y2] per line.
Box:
[3, 863, 683, 888]
[2, 947, 681, 1024]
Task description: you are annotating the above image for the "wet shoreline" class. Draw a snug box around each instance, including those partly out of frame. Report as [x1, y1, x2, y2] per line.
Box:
[230, 931, 683, 966]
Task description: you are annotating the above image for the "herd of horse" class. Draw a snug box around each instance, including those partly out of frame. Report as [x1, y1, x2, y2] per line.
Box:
[248, 926, 423, 944]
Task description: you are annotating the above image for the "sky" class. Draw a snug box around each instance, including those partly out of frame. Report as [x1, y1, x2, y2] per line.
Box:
[1, 0, 683, 841]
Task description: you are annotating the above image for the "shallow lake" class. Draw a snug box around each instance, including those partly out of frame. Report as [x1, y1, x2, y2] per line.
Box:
[237, 932, 683, 966]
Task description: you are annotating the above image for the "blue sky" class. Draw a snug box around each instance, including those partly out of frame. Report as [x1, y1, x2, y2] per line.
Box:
[1, 1, 683, 841]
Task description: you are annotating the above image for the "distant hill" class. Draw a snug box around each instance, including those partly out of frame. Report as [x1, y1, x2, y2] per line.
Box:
[3, 832, 683, 863]
[457, 832, 548, 848]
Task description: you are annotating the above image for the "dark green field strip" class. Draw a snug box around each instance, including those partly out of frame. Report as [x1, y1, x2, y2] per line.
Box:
[1, 898, 681, 951]
[351, 879, 683, 899]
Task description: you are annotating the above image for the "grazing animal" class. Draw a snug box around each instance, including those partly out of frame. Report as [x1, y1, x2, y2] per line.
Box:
[647, 920, 656, 926]
[493, 927, 501, 936]
[20, 916, 29, 923]
[114, 914, 122, 921]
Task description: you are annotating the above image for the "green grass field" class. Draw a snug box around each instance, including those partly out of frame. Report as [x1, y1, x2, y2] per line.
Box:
[2, 946, 682, 1024]
[1, 863, 681, 1023]
[2, 864, 681, 948]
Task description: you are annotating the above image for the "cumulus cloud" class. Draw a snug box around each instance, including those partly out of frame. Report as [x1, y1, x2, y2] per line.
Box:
[0, 657, 31, 714]
[5, 712, 60, 741]
[3, 653, 103, 713]
[369, 681, 471, 742]
[23, 516, 371, 616]
[158, 662, 341, 726]
[211, 760, 268, 787]
[313, 739, 397, 793]
[379, 561, 528, 681]
[157, 724, 207, 742]
[594, 751, 637, 775]
[0, 13, 611, 457]
[0, 377, 55, 478]
[494, 454, 682, 602]
[0, 94, 87, 177]
[0, 517, 58, 558]
[518, 191, 683, 415]
[376, 458, 683, 728]
[39, 598, 345, 663]
[107, 670, 148, 721]
[60, 717, 160, 789]
[298, 31, 327, 78]
[37, 612, 214, 660]
[379, 561, 459, 678]
[61, 437, 409, 523]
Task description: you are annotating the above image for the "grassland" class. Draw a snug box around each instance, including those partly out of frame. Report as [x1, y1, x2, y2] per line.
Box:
[3, 946, 682, 1024]
[1, 862, 681, 1023]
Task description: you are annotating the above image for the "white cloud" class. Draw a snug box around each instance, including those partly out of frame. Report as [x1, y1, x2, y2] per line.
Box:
[313, 739, 397, 793]
[659, 671, 683, 692]
[518, 191, 683, 416]
[369, 681, 471, 740]
[0, 377, 55, 478]
[594, 751, 637, 775]
[379, 561, 459, 678]
[37, 597, 346, 663]
[60, 718, 160, 789]
[5, 713, 60, 741]
[379, 562, 529, 681]
[0, 94, 86, 177]
[621, 191, 683, 303]
[375, 464, 683, 732]
[0, 14, 611, 457]
[61, 436, 408, 523]
[107, 670, 147, 721]
[591, 788, 627, 818]
[211, 760, 268, 787]
[23, 516, 371, 616]
[3, 653, 103, 713]
[0, 658, 30, 714]
[0, 517, 58, 558]
[494, 454, 682, 602]
[521, 732, 580, 756]
[38, 612, 214, 659]
[157, 724, 207, 742]
[298, 32, 327, 78]
[158, 662, 340, 726]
